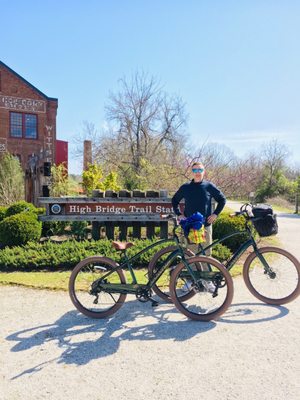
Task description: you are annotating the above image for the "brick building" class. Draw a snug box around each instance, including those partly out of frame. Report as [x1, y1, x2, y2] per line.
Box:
[0, 60, 66, 204]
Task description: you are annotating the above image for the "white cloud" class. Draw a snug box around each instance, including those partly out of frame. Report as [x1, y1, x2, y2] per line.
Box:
[215, 130, 287, 144]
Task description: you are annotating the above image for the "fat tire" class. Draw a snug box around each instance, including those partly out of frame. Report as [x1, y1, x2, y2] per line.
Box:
[170, 256, 234, 321]
[69, 256, 127, 318]
[243, 246, 300, 305]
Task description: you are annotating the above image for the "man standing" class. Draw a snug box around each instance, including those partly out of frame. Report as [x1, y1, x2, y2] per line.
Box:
[172, 161, 226, 253]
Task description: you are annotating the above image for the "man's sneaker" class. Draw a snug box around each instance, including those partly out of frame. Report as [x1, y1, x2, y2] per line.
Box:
[201, 280, 215, 293]
[181, 280, 193, 292]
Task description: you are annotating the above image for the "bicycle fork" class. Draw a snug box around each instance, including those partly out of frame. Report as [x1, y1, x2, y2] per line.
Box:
[255, 250, 276, 279]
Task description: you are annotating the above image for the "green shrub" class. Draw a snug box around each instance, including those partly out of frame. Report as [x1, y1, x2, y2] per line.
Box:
[0, 206, 7, 222]
[70, 221, 89, 240]
[213, 212, 250, 251]
[212, 243, 232, 262]
[5, 201, 37, 217]
[0, 213, 42, 247]
[41, 221, 69, 236]
[35, 207, 46, 216]
[0, 238, 175, 271]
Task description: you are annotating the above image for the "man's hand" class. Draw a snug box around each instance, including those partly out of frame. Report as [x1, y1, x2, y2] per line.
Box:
[207, 213, 218, 224]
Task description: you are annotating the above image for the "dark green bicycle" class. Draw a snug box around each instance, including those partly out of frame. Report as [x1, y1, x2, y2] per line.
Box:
[148, 204, 300, 308]
[69, 215, 234, 321]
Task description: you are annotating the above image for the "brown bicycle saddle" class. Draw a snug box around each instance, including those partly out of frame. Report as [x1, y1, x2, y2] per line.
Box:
[112, 241, 134, 251]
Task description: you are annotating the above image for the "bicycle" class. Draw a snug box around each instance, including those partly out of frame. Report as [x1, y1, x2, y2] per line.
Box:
[149, 203, 300, 306]
[69, 215, 234, 321]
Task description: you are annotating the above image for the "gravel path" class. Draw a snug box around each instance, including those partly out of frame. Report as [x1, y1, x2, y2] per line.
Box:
[1, 208, 300, 400]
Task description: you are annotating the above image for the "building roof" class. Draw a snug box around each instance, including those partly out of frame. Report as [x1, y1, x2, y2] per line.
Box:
[0, 60, 58, 101]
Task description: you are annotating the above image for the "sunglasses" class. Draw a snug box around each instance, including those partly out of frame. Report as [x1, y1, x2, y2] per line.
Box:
[192, 168, 204, 173]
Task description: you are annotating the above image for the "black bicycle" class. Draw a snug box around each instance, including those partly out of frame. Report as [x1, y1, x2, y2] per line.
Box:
[69, 215, 234, 321]
[148, 204, 300, 306]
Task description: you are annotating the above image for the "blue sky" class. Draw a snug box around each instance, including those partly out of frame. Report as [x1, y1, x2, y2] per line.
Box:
[1, 0, 300, 173]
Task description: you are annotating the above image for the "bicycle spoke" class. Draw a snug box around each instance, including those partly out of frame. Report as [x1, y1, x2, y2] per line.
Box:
[69, 257, 126, 318]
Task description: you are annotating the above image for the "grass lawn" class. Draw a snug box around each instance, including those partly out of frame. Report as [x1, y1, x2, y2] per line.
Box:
[0, 269, 149, 291]
[0, 263, 250, 291]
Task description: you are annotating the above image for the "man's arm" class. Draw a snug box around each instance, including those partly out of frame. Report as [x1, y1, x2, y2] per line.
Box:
[171, 186, 185, 216]
[208, 183, 226, 219]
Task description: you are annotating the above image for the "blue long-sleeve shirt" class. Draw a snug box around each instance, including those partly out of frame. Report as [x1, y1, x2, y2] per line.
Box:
[172, 179, 226, 225]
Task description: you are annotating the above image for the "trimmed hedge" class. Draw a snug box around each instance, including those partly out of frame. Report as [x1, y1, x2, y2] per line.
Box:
[0, 206, 7, 222]
[5, 201, 37, 217]
[212, 243, 232, 262]
[0, 206, 247, 270]
[0, 213, 42, 247]
[213, 212, 253, 251]
[0, 238, 175, 271]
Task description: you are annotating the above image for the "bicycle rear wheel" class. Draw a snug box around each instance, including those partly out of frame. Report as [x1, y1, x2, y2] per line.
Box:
[243, 247, 300, 305]
[170, 256, 233, 321]
[69, 256, 127, 318]
[148, 246, 197, 302]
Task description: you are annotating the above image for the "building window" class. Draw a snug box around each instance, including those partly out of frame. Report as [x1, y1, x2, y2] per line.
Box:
[25, 114, 37, 139]
[10, 112, 37, 139]
[10, 112, 22, 137]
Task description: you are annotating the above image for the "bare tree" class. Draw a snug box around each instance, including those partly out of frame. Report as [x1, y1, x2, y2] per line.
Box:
[229, 153, 263, 198]
[185, 143, 238, 192]
[73, 121, 99, 160]
[260, 139, 290, 188]
[93, 71, 188, 188]
[183, 143, 266, 198]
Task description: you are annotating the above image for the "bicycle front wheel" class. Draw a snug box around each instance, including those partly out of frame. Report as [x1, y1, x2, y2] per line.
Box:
[170, 256, 234, 321]
[69, 256, 127, 318]
[243, 247, 300, 305]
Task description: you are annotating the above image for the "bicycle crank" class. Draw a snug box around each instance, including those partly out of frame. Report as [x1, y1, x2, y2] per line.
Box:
[136, 288, 159, 307]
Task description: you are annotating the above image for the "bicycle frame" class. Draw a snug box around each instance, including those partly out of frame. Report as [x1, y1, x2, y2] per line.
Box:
[196, 224, 264, 273]
[95, 218, 264, 295]
[93, 225, 193, 295]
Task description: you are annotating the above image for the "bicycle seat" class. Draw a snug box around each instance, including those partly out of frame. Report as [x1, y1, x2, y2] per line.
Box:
[112, 241, 134, 251]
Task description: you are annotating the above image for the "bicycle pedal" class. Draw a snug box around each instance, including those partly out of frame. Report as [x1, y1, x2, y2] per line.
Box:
[93, 296, 99, 304]
[150, 299, 159, 307]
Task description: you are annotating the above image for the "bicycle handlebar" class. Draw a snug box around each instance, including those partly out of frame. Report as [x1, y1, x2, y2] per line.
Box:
[160, 213, 176, 220]
[160, 213, 180, 228]
[229, 210, 248, 217]
[229, 203, 254, 219]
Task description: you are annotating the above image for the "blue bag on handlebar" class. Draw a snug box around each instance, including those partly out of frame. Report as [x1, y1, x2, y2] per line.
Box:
[179, 212, 206, 243]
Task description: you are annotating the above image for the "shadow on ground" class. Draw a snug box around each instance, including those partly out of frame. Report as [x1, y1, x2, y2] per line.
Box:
[6, 296, 290, 379]
[7, 298, 215, 376]
[218, 302, 289, 324]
